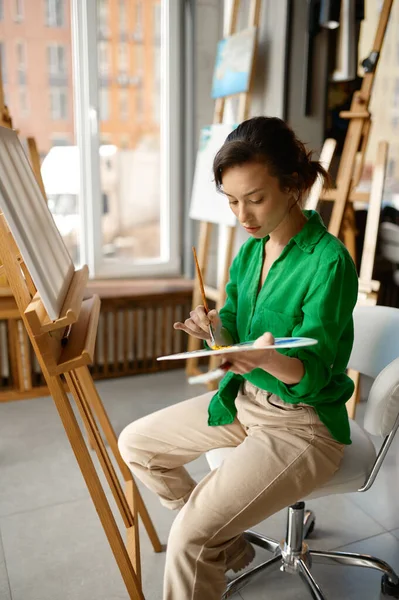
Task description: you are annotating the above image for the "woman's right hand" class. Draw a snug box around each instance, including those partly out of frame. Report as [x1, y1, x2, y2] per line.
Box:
[173, 306, 222, 342]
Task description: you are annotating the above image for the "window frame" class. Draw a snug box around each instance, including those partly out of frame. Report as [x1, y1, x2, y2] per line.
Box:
[71, 0, 183, 278]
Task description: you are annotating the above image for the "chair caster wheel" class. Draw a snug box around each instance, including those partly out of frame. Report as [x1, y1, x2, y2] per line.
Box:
[381, 574, 399, 598]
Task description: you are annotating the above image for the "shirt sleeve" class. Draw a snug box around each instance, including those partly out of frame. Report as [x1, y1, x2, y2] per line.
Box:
[247, 251, 358, 404]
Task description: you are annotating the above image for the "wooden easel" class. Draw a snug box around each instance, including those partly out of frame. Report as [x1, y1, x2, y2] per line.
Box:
[186, 0, 261, 384]
[319, 0, 393, 265]
[0, 51, 61, 400]
[0, 127, 162, 599]
[305, 1, 393, 418]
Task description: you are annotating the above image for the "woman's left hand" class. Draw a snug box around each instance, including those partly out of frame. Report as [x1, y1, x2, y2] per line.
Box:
[228, 332, 276, 375]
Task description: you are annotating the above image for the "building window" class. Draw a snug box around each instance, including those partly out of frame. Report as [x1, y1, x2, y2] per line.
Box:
[154, 3, 161, 44]
[394, 78, 399, 108]
[135, 44, 143, 75]
[136, 85, 143, 119]
[98, 0, 109, 36]
[119, 0, 127, 34]
[19, 88, 29, 116]
[0, 1, 4, 21]
[153, 45, 160, 123]
[119, 88, 129, 121]
[16, 41, 27, 85]
[45, 0, 65, 27]
[99, 87, 110, 121]
[14, 0, 24, 22]
[50, 88, 68, 119]
[118, 43, 129, 73]
[134, 0, 143, 40]
[51, 136, 70, 146]
[0, 42, 6, 83]
[47, 44, 67, 76]
[98, 41, 111, 77]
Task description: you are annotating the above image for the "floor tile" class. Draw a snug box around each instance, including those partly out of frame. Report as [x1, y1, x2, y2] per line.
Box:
[0, 530, 11, 600]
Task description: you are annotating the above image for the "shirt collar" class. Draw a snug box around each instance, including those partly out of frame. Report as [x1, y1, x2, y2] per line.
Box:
[260, 210, 326, 253]
[292, 209, 326, 254]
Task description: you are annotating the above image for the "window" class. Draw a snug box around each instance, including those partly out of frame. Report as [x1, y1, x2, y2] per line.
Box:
[119, 88, 129, 121]
[98, 41, 111, 76]
[134, 0, 143, 40]
[119, 0, 127, 33]
[50, 88, 68, 119]
[99, 87, 110, 121]
[14, 0, 23, 22]
[154, 3, 161, 44]
[153, 45, 160, 122]
[0, 1, 3, 20]
[47, 44, 67, 76]
[394, 78, 399, 108]
[16, 41, 27, 84]
[136, 85, 143, 118]
[118, 43, 129, 73]
[98, 0, 109, 36]
[135, 44, 143, 75]
[51, 136, 70, 146]
[73, 0, 183, 276]
[46, 0, 64, 27]
[19, 88, 29, 116]
[0, 42, 5, 83]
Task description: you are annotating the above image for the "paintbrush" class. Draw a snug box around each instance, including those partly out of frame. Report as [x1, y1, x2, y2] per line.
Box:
[192, 246, 216, 347]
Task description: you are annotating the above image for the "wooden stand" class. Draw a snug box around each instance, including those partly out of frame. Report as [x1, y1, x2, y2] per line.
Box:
[319, 0, 393, 260]
[186, 0, 261, 386]
[0, 212, 162, 599]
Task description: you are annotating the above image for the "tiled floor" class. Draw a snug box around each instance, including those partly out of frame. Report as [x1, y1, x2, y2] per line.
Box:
[0, 370, 398, 599]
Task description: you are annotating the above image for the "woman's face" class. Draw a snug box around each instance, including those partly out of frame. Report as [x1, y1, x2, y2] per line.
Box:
[221, 161, 296, 238]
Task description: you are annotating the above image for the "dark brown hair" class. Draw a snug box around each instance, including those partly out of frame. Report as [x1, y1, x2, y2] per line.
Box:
[213, 116, 330, 206]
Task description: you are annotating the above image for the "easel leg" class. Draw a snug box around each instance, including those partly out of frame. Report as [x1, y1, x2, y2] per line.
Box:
[346, 369, 361, 419]
[75, 366, 162, 555]
[342, 205, 357, 264]
[47, 374, 144, 599]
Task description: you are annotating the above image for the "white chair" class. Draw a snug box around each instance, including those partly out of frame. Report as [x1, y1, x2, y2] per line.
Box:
[206, 305, 399, 599]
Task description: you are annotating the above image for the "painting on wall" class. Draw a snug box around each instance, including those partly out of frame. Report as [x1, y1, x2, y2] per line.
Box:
[211, 26, 257, 99]
[189, 123, 238, 226]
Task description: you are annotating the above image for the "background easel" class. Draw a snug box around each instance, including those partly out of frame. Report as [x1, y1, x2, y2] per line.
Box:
[0, 126, 162, 600]
[319, 0, 393, 264]
[186, 0, 261, 385]
[314, 0, 394, 418]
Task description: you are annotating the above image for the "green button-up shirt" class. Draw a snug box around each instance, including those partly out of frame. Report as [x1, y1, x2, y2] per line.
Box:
[208, 210, 358, 445]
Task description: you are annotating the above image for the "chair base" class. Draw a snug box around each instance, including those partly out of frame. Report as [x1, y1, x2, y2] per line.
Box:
[223, 502, 399, 600]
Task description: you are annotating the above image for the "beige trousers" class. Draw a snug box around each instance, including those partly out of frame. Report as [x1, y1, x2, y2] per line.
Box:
[118, 381, 344, 600]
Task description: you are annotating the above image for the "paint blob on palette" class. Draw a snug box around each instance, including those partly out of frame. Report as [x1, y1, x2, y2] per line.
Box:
[157, 337, 318, 361]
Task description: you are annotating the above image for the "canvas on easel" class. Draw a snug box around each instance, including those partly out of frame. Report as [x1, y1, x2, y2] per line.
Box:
[0, 125, 162, 599]
[186, 0, 262, 385]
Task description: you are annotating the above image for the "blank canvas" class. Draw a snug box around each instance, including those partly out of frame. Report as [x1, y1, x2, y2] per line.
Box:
[189, 123, 238, 226]
[0, 126, 74, 320]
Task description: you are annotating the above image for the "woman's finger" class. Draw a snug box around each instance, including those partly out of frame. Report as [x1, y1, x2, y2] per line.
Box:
[190, 310, 210, 332]
[173, 320, 206, 339]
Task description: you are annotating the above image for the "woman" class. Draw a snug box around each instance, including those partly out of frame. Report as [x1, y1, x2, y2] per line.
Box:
[118, 117, 358, 600]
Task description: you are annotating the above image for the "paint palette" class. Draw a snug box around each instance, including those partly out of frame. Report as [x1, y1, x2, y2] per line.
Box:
[157, 337, 318, 361]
